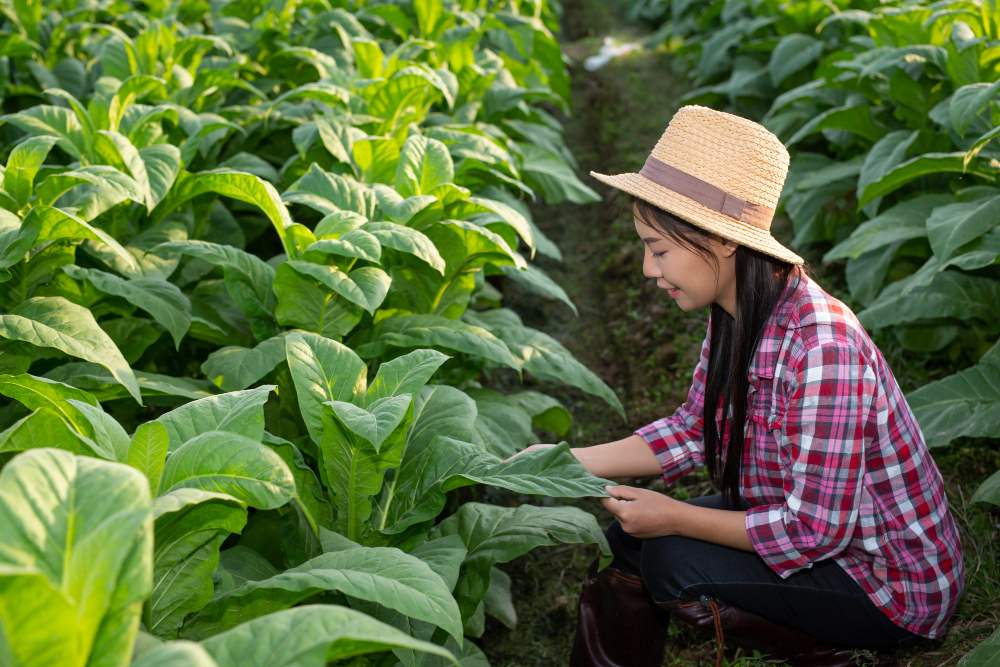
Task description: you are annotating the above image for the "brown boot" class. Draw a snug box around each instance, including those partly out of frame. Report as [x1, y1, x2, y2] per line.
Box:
[569, 558, 670, 667]
[659, 596, 896, 667]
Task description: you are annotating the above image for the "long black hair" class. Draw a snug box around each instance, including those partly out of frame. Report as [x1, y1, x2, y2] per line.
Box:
[630, 196, 799, 510]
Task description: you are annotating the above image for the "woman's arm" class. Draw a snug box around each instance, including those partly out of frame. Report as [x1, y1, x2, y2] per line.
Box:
[506, 435, 663, 478]
[572, 434, 664, 478]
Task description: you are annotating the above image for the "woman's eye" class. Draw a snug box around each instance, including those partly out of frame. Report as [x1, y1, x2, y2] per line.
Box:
[652, 251, 666, 258]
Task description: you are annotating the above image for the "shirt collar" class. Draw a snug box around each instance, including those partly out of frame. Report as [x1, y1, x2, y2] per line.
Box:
[747, 267, 808, 381]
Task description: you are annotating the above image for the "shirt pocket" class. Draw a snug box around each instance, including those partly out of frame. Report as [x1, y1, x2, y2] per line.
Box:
[747, 376, 784, 472]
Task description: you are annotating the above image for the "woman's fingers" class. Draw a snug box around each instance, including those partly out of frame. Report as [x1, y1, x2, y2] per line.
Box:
[606, 484, 638, 500]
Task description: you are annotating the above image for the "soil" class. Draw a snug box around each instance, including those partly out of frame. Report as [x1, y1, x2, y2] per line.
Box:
[470, 1, 1000, 666]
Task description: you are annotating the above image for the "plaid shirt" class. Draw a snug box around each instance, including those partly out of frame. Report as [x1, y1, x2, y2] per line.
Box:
[635, 269, 964, 639]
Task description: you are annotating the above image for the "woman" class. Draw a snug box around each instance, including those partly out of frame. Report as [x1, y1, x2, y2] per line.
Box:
[514, 106, 964, 667]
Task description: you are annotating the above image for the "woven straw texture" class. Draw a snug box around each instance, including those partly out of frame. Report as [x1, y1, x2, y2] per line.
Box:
[591, 105, 803, 265]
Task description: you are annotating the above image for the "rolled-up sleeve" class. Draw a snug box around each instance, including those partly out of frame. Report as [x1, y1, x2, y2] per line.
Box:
[634, 326, 711, 484]
[745, 343, 874, 577]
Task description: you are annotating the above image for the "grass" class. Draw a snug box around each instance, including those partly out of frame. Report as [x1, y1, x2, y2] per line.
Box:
[470, 0, 1000, 665]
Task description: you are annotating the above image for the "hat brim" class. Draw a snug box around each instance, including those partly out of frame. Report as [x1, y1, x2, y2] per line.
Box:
[591, 171, 804, 265]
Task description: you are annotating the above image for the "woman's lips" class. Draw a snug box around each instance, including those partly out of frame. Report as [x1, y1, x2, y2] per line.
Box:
[666, 287, 680, 297]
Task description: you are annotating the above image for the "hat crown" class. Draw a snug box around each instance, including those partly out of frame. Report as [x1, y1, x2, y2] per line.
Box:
[650, 106, 789, 212]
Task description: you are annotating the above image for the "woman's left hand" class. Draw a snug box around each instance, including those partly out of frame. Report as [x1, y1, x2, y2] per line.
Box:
[600, 485, 686, 539]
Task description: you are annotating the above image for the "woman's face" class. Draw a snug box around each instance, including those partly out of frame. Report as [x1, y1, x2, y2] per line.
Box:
[633, 211, 738, 315]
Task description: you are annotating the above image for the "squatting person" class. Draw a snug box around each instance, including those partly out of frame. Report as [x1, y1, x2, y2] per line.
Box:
[508, 105, 964, 667]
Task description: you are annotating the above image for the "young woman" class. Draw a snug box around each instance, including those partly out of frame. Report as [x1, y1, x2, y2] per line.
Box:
[512, 106, 964, 667]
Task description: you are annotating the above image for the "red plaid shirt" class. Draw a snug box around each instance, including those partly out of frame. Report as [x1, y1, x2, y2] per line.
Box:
[635, 269, 964, 639]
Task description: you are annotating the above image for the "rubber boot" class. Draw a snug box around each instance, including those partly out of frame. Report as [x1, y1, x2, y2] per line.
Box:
[659, 596, 896, 667]
[569, 557, 670, 667]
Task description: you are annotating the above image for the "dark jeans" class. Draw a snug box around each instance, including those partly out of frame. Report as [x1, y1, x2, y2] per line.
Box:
[605, 494, 925, 652]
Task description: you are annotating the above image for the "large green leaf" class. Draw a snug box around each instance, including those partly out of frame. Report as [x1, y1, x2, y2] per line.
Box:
[182, 545, 462, 642]
[0, 296, 142, 403]
[950, 80, 1000, 137]
[366, 348, 449, 403]
[92, 130, 181, 213]
[305, 229, 382, 263]
[322, 400, 412, 541]
[517, 143, 600, 205]
[0, 372, 99, 435]
[131, 641, 218, 667]
[769, 33, 824, 86]
[468, 310, 625, 419]
[285, 332, 367, 444]
[857, 272, 1000, 328]
[159, 431, 296, 509]
[198, 605, 457, 667]
[63, 265, 192, 347]
[283, 163, 379, 219]
[508, 390, 572, 437]
[151, 241, 277, 342]
[156, 385, 274, 451]
[152, 170, 297, 258]
[327, 395, 413, 453]
[356, 313, 520, 371]
[273, 262, 365, 339]
[151, 490, 247, 639]
[3, 136, 59, 207]
[501, 262, 578, 315]
[907, 346, 1000, 449]
[971, 468, 1000, 507]
[377, 438, 610, 536]
[128, 421, 170, 496]
[0, 105, 86, 159]
[447, 196, 534, 252]
[857, 153, 993, 207]
[395, 135, 454, 198]
[201, 333, 292, 392]
[469, 388, 534, 458]
[364, 221, 445, 273]
[924, 195, 1000, 260]
[284, 261, 391, 314]
[261, 432, 333, 536]
[957, 626, 1000, 667]
[0, 407, 104, 458]
[0, 448, 152, 666]
[429, 502, 611, 621]
[0, 205, 136, 273]
[824, 194, 951, 261]
[67, 398, 131, 462]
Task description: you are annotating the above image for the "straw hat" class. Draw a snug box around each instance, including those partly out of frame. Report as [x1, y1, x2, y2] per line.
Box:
[591, 105, 803, 265]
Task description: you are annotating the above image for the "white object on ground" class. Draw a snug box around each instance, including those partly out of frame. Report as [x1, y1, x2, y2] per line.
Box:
[583, 37, 641, 71]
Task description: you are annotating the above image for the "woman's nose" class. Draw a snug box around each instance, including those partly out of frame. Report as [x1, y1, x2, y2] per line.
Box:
[642, 248, 661, 279]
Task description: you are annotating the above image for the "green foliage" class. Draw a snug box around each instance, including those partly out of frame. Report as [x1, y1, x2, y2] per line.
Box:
[0, 0, 618, 663]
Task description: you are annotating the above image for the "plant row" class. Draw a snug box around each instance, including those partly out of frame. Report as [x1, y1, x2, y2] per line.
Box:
[0, 0, 623, 665]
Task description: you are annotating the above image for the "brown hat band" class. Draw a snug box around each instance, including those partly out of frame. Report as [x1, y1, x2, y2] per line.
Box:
[638, 155, 775, 230]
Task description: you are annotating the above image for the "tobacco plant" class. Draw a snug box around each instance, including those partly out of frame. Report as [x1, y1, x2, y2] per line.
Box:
[0, 0, 623, 665]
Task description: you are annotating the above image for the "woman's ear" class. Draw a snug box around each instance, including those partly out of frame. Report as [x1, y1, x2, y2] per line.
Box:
[719, 238, 739, 258]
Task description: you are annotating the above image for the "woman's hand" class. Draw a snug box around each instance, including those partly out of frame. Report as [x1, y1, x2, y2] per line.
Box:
[600, 485, 687, 539]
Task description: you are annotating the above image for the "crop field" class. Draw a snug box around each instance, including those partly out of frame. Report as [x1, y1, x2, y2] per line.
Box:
[0, 0, 997, 666]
